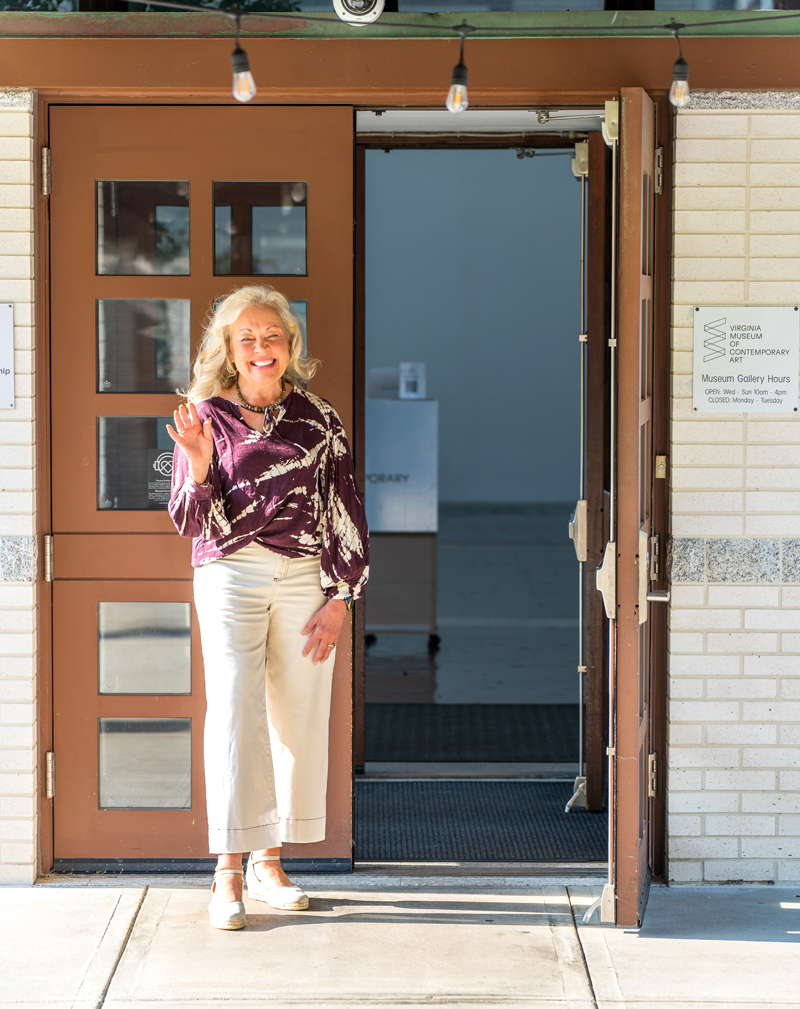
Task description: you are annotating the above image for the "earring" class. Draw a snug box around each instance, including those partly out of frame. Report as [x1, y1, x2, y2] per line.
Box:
[226, 358, 237, 376]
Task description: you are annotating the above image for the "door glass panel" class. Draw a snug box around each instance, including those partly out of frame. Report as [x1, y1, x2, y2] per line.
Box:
[290, 299, 308, 351]
[98, 602, 191, 695]
[98, 299, 191, 393]
[97, 181, 190, 276]
[639, 420, 651, 525]
[97, 416, 174, 511]
[98, 717, 191, 809]
[213, 181, 307, 276]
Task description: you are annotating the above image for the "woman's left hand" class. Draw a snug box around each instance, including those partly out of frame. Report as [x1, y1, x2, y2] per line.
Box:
[301, 599, 347, 665]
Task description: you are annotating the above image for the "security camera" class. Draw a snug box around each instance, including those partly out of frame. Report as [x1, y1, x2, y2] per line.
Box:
[333, 0, 384, 25]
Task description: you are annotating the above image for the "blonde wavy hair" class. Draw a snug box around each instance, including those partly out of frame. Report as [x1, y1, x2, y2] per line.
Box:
[185, 285, 319, 403]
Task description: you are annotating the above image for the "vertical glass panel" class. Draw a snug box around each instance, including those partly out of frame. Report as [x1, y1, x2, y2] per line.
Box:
[99, 602, 191, 695]
[213, 182, 307, 276]
[289, 299, 308, 353]
[98, 718, 191, 809]
[97, 416, 174, 510]
[97, 181, 190, 276]
[639, 423, 647, 525]
[98, 299, 191, 393]
[214, 205, 232, 275]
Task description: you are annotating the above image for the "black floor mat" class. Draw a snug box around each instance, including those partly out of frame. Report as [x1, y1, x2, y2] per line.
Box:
[365, 703, 578, 762]
[355, 780, 607, 861]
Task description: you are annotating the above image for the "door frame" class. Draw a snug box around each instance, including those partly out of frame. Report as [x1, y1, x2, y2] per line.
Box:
[34, 89, 672, 888]
[352, 129, 579, 774]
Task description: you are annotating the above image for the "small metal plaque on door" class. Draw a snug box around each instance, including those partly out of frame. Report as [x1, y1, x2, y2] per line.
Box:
[0, 303, 14, 409]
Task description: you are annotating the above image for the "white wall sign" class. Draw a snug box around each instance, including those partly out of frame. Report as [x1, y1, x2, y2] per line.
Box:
[693, 306, 800, 414]
[0, 303, 13, 410]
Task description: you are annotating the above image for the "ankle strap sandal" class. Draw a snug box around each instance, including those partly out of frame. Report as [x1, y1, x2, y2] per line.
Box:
[208, 867, 246, 931]
[246, 853, 309, 912]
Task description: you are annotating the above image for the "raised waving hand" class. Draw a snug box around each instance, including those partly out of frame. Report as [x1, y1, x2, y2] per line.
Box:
[167, 403, 214, 485]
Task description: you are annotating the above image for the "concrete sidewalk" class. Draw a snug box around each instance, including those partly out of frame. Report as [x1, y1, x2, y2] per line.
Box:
[2, 877, 799, 1008]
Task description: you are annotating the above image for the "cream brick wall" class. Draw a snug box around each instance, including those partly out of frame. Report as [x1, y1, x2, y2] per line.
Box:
[670, 103, 800, 884]
[0, 90, 37, 886]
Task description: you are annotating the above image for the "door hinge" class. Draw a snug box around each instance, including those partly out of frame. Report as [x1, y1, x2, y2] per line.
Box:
[645, 533, 670, 603]
[649, 533, 660, 582]
[602, 100, 619, 148]
[654, 146, 664, 195]
[648, 751, 658, 798]
[45, 751, 55, 799]
[595, 540, 616, 619]
[43, 535, 54, 582]
[571, 140, 589, 179]
[41, 147, 51, 197]
[569, 499, 588, 563]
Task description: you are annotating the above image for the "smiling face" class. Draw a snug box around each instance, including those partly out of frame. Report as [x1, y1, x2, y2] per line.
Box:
[228, 305, 292, 392]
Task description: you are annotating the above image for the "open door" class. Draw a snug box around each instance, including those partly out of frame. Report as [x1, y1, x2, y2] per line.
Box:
[615, 87, 666, 926]
[583, 131, 612, 813]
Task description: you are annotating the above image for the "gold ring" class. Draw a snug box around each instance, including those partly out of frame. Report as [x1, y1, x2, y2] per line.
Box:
[327, 643, 335, 649]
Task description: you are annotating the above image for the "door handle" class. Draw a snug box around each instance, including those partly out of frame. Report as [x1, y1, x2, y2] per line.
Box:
[647, 589, 670, 603]
[595, 541, 616, 619]
[569, 499, 587, 562]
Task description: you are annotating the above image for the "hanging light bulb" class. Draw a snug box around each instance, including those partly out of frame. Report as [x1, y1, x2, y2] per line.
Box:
[668, 21, 690, 109]
[231, 46, 256, 103]
[446, 22, 473, 115]
[231, 14, 256, 104]
[446, 66, 468, 114]
[670, 55, 690, 108]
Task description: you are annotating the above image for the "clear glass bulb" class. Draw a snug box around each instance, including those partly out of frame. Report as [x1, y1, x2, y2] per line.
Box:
[232, 70, 257, 104]
[669, 79, 690, 108]
[446, 83, 468, 114]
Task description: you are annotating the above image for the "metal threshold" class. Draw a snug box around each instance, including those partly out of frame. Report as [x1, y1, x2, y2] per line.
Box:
[362, 761, 577, 780]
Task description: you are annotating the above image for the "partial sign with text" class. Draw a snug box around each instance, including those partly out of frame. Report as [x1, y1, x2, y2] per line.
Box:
[0, 303, 13, 410]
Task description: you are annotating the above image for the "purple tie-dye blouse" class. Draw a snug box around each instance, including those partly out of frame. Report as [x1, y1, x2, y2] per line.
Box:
[168, 387, 369, 600]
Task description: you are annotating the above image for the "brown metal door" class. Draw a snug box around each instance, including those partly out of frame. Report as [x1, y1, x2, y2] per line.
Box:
[49, 105, 354, 865]
[615, 87, 658, 926]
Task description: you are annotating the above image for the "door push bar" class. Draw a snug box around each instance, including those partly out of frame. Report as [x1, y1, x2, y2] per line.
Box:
[594, 534, 670, 625]
[568, 500, 587, 563]
[595, 541, 616, 619]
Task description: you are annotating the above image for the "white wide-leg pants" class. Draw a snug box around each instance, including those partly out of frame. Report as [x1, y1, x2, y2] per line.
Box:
[193, 541, 335, 854]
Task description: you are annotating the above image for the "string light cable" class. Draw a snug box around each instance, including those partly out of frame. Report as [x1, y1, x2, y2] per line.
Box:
[124, 0, 800, 109]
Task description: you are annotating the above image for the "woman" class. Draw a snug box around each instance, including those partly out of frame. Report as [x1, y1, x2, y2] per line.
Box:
[168, 285, 369, 931]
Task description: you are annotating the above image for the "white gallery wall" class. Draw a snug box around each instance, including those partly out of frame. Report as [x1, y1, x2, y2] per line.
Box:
[364, 147, 582, 504]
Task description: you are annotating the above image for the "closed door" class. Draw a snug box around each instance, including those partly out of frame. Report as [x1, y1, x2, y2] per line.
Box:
[49, 104, 354, 864]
